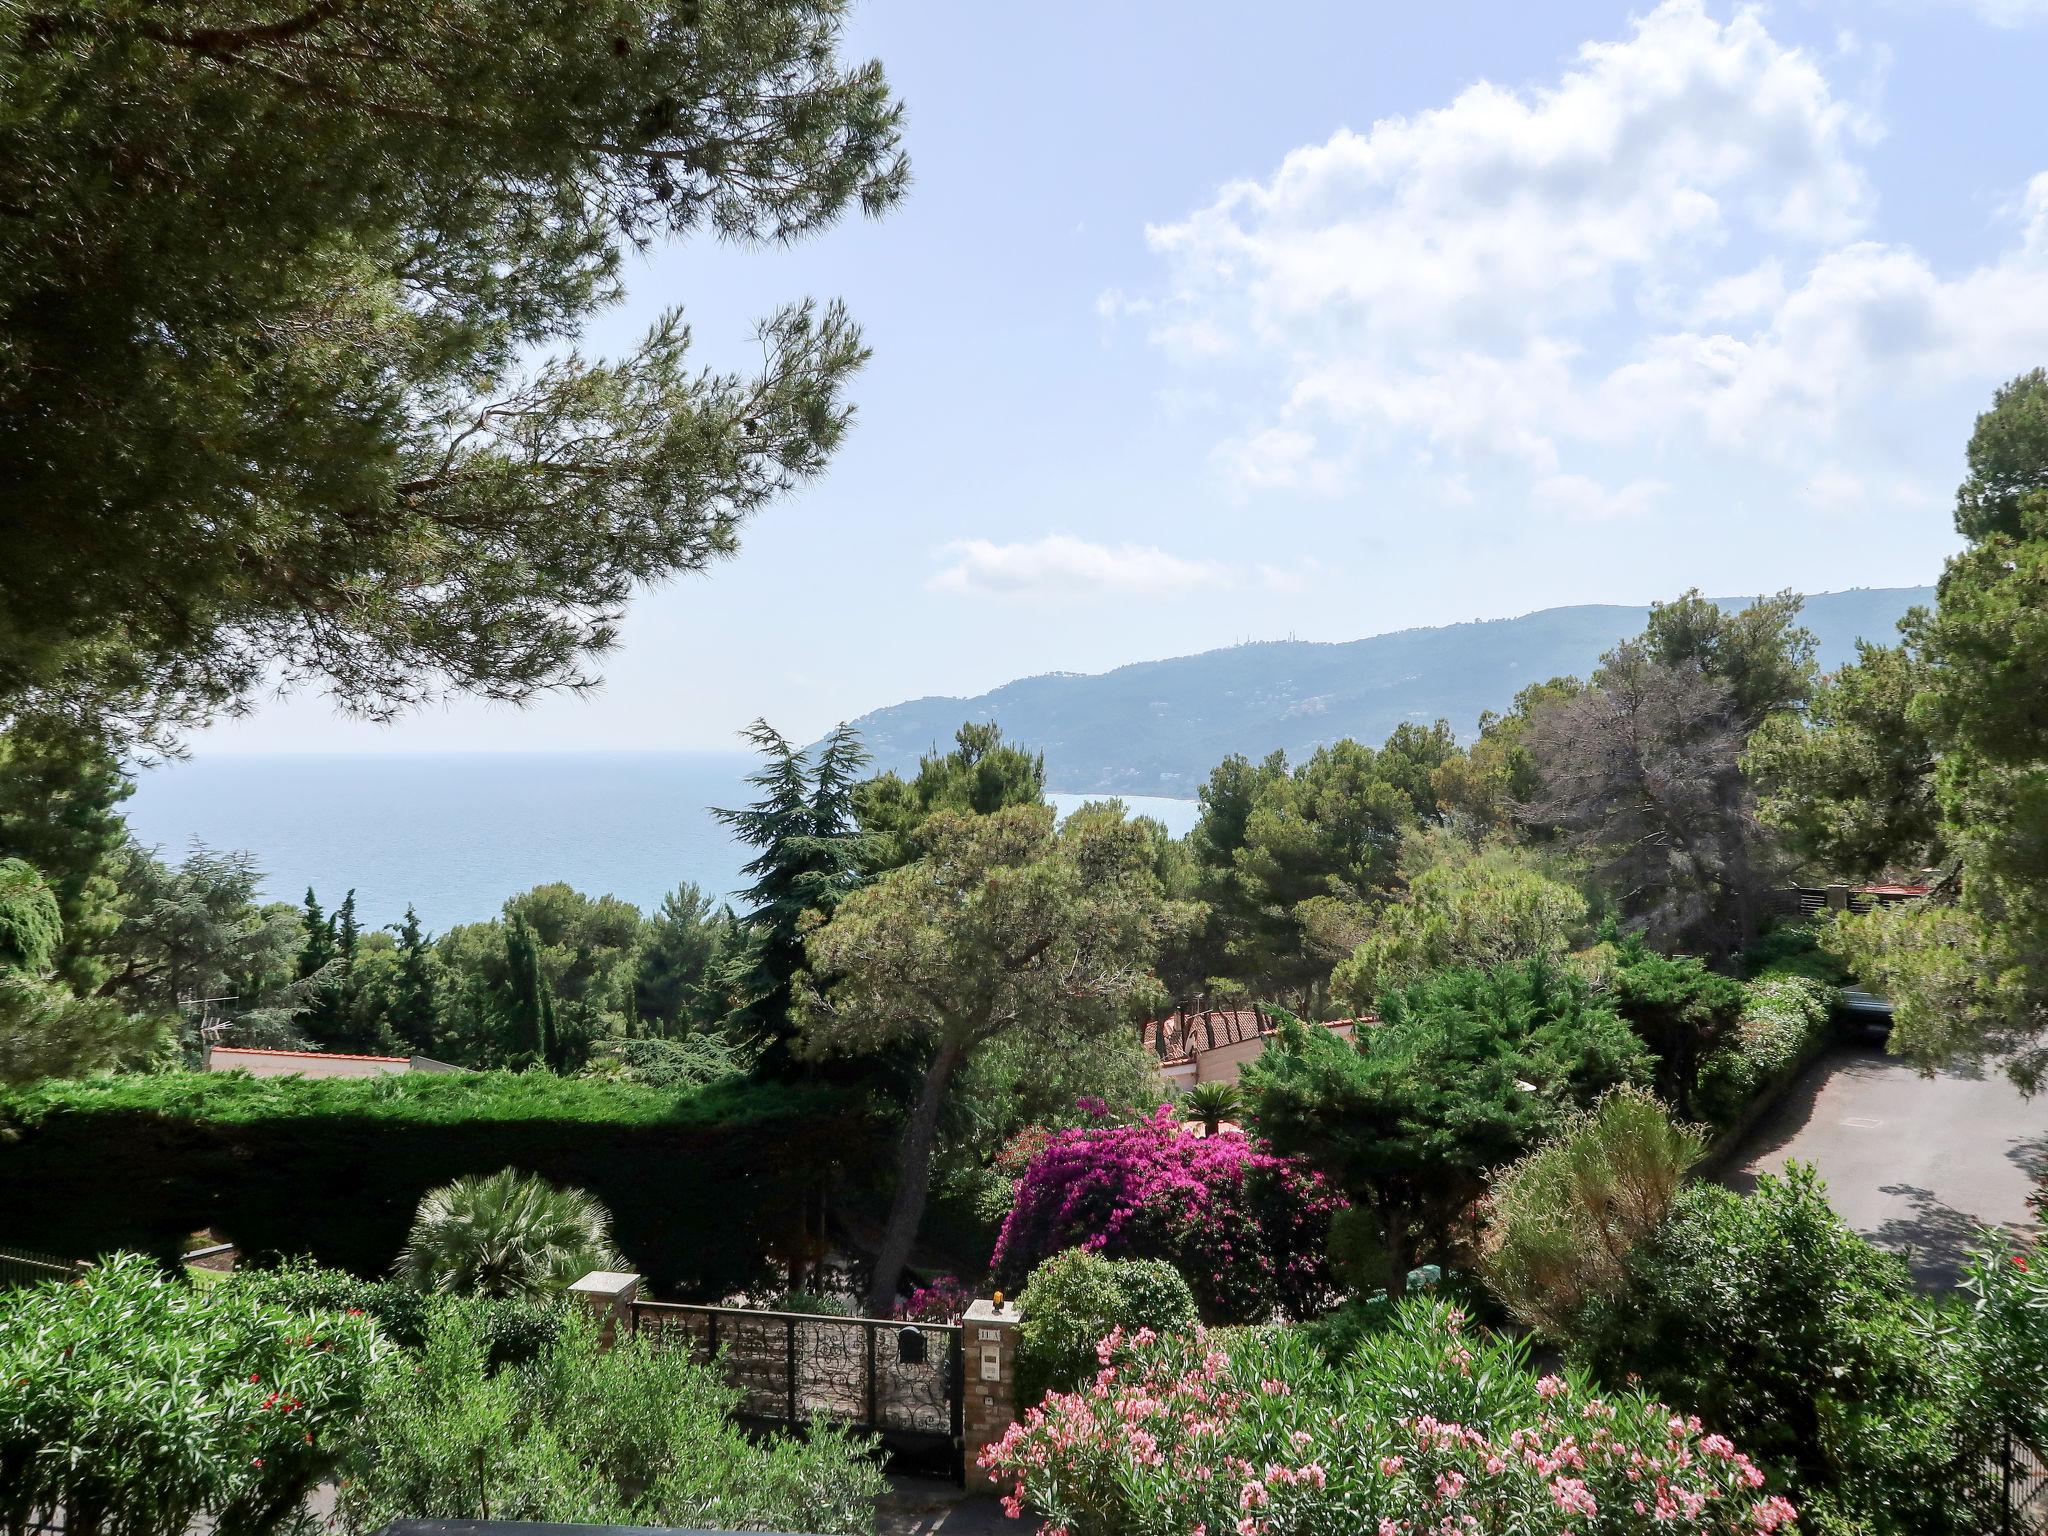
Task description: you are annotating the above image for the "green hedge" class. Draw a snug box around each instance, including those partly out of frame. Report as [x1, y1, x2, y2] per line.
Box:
[0, 1071, 879, 1299]
[1693, 975, 1836, 1130]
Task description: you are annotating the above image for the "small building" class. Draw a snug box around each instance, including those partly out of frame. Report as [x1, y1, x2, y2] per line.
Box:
[1139, 1006, 1366, 1089]
[202, 1046, 462, 1079]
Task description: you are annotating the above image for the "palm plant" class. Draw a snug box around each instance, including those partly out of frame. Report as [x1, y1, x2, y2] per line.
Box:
[1181, 1081, 1243, 1137]
[399, 1167, 622, 1299]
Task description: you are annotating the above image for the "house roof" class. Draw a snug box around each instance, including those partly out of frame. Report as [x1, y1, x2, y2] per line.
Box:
[208, 1046, 412, 1065]
[1143, 1008, 1369, 1067]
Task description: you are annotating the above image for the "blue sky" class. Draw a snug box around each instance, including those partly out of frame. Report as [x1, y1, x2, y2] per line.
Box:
[205, 0, 2048, 754]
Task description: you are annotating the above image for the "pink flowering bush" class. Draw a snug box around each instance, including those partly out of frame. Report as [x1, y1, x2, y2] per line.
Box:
[981, 1298, 1794, 1536]
[992, 1104, 1344, 1323]
[895, 1275, 974, 1324]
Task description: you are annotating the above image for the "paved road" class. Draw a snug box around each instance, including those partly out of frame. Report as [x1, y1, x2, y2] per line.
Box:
[1724, 1035, 2045, 1287]
[877, 1474, 1033, 1536]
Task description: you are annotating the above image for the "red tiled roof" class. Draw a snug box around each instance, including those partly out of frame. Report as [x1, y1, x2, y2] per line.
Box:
[209, 1046, 411, 1064]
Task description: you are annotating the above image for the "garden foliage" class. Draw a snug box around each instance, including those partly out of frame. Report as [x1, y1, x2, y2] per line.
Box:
[991, 1103, 1342, 1324]
[336, 1303, 886, 1534]
[981, 1298, 1796, 1536]
[1246, 959, 1647, 1296]
[0, 1070, 876, 1299]
[226, 1260, 568, 1369]
[1576, 1165, 1958, 1534]
[1482, 1087, 1705, 1337]
[1012, 1248, 1200, 1408]
[399, 1167, 621, 1299]
[1691, 976, 1835, 1130]
[0, 1255, 387, 1536]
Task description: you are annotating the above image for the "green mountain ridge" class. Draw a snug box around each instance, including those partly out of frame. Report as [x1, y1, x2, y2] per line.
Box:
[842, 586, 1934, 798]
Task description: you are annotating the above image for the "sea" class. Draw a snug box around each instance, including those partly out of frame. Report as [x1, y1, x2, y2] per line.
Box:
[120, 753, 1201, 932]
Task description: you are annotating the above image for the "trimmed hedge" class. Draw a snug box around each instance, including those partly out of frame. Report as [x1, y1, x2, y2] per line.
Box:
[0, 1070, 879, 1299]
[1693, 976, 1836, 1130]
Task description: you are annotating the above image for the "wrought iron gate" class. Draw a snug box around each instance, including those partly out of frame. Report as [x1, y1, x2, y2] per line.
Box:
[631, 1301, 964, 1464]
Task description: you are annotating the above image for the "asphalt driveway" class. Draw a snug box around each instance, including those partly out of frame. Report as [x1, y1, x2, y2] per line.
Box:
[1722, 1036, 2045, 1287]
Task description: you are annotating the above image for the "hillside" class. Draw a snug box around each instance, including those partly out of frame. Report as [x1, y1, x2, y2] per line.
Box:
[843, 587, 1932, 796]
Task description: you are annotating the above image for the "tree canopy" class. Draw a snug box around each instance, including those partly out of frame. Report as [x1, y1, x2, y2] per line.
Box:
[1, 0, 906, 745]
[797, 801, 1183, 1312]
[1246, 958, 1647, 1296]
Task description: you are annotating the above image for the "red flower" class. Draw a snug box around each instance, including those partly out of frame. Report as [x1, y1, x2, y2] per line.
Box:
[248, 1372, 261, 1383]
[2014, 1255, 2031, 1272]
[250, 1457, 264, 1468]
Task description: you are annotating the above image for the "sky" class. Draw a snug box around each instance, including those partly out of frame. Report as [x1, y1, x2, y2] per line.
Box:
[202, 0, 2048, 755]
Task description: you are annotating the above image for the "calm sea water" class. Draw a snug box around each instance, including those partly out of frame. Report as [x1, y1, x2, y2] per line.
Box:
[120, 753, 1199, 931]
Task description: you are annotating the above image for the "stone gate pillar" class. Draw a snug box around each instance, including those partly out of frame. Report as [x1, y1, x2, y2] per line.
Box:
[962, 1297, 1021, 1492]
[569, 1270, 641, 1350]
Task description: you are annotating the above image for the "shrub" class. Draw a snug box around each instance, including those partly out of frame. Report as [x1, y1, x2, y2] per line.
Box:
[1741, 922, 1850, 987]
[991, 1104, 1342, 1324]
[1577, 1163, 1957, 1534]
[227, 1259, 568, 1368]
[1952, 1238, 2048, 1465]
[1013, 1249, 1199, 1408]
[0, 1254, 387, 1536]
[1481, 1087, 1704, 1337]
[335, 1303, 886, 1534]
[1608, 944, 1748, 1119]
[0, 1070, 877, 1299]
[577, 1032, 752, 1089]
[1693, 977, 1835, 1130]
[400, 1167, 621, 1299]
[981, 1298, 1794, 1536]
[1246, 963, 1646, 1300]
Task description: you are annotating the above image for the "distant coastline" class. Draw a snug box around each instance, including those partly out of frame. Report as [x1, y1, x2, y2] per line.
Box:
[122, 751, 1197, 932]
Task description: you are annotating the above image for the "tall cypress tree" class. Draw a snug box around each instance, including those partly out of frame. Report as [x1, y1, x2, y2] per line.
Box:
[388, 904, 438, 1054]
[713, 719, 869, 1077]
[334, 890, 359, 973]
[500, 912, 558, 1070]
[296, 888, 334, 980]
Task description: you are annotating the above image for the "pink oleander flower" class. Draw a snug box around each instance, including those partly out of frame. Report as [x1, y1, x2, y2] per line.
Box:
[1536, 1374, 1566, 1400]
[1754, 1496, 1798, 1534]
[1551, 1477, 1598, 1518]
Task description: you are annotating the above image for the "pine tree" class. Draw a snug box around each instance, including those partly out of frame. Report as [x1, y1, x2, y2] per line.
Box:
[2, 2, 906, 748]
[713, 720, 869, 1076]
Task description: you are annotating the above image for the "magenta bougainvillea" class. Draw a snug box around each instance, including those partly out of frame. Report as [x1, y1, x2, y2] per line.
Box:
[895, 1274, 974, 1324]
[992, 1104, 1343, 1323]
[980, 1302, 1795, 1536]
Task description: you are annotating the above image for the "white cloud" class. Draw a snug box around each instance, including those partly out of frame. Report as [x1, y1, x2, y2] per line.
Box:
[1951, 0, 2048, 25]
[927, 537, 1331, 602]
[927, 536, 1232, 600]
[1120, 0, 2048, 513]
[1255, 557, 1336, 594]
[1532, 474, 1670, 522]
[1214, 425, 1348, 494]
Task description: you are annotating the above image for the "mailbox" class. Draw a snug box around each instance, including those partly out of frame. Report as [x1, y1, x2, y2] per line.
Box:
[896, 1325, 927, 1365]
